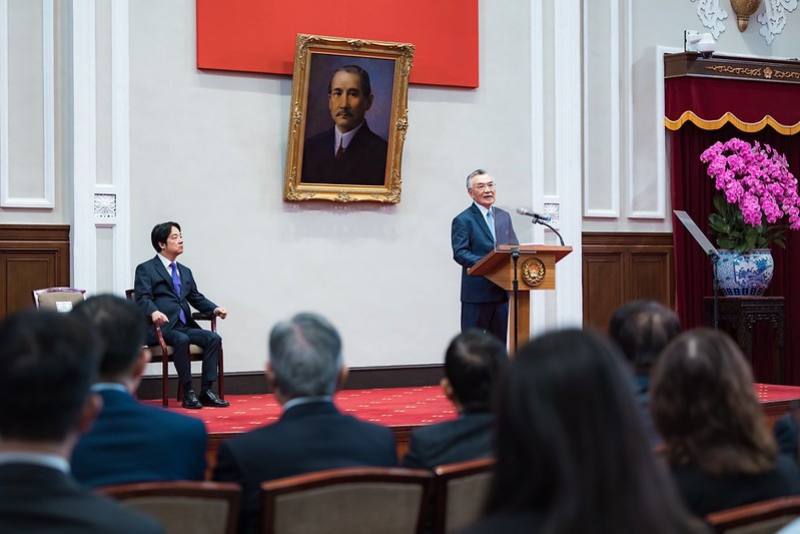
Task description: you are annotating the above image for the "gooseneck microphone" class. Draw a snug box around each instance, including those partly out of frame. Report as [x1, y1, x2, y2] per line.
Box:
[516, 208, 552, 221]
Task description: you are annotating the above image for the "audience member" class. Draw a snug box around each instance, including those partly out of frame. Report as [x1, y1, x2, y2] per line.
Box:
[608, 299, 681, 445]
[775, 403, 800, 463]
[70, 295, 207, 487]
[464, 329, 705, 534]
[0, 311, 162, 533]
[652, 328, 800, 517]
[403, 329, 505, 470]
[214, 312, 397, 534]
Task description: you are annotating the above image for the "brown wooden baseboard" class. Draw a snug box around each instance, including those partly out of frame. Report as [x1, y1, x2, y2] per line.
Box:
[136, 363, 444, 400]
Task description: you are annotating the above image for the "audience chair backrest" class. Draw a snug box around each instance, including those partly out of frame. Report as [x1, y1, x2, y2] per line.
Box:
[32, 287, 86, 311]
[261, 466, 432, 534]
[98, 481, 241, 534]
[433, 457, 495, 534]
[707, 496, 800, 534]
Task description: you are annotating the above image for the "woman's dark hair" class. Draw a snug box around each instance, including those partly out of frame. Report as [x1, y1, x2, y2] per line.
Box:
[485, 328, 701, 534]
[651, 328, 776, 475]
[608, 299, 681, 374]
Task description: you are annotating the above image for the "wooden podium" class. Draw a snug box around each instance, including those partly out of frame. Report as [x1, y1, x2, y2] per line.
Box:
[468, 244, 572, 352]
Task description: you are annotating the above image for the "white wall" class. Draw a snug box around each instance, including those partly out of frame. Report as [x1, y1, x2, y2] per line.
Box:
[582, 0, 800, 233]
[128, 0, 533, 370]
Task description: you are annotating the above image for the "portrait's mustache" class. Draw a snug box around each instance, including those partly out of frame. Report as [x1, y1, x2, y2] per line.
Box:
[336, 110, 352, 117]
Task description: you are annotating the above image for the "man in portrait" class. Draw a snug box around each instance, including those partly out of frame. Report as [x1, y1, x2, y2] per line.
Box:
[451, 169, 519, 344]
[301, 65, 388, 186]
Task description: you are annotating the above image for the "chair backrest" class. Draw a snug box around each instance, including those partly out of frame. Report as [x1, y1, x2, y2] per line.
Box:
[706, 496, 800, 533]
[261, 467, 432, 534]
[98, 481, 241, 534]
[125, 288, 135, 301]
[32, 287, 86, 311]
[432, 457, 494, 534]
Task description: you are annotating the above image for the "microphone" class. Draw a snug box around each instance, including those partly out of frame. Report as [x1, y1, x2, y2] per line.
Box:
[516, 208, 551, 222]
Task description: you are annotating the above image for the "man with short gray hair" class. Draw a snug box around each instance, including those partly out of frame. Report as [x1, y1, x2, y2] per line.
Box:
[213, 312, 397, 534]
[451, 169, 519, 343]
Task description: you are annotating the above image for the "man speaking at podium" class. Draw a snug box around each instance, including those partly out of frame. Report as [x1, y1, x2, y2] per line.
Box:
[451, 169, 518, 344]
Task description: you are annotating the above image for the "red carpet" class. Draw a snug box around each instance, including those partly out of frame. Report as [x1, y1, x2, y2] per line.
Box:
[143, 386, 457, 434]
[141, 383, 800, 436]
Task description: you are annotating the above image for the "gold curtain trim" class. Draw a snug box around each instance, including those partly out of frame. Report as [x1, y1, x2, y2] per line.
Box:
[664, 111, 800, 135]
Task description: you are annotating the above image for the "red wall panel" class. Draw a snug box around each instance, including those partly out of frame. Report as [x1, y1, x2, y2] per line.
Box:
[196, 0, 479, 88]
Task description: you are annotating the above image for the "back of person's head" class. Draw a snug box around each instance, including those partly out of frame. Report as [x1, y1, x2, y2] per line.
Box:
[608, 300, 681, 375]
[71, 294, 147, 381]
[651, 328, 775, 475]
[0, 310, 99, 442]
[268, 312, 343, 398]
[444, 329, 506, 412]
[486, 328, 699, 534]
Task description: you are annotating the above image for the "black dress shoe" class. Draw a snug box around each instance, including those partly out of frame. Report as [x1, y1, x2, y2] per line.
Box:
[199, 389, 230, 407]
[182, 389, 202, 409]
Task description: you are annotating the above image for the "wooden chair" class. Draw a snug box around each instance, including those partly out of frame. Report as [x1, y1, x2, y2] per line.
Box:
[432, 457, 494, 534]
[260, 467, 433, 534]
[32, 287, 86, 311]
[125, 289, 224, 407]
[706, 496, 800, 533]
[98, 481, 240, 534]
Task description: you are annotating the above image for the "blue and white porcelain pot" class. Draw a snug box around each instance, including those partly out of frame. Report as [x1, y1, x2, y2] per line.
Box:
[715, 249, 774, 296]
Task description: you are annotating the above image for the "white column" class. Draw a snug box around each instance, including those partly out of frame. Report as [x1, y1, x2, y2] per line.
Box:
[552, 0, 583, 326]
[111, 0, 130, 293]
[71, 0, 97, 291]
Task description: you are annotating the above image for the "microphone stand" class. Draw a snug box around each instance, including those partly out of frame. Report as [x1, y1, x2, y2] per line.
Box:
[710, 251, 720, 330]
[531, 216, 565, 246]
[511, 247, 520, 352]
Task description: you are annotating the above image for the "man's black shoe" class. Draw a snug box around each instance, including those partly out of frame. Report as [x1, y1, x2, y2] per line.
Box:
[182, 389, 202, 409]
[199, 389, 230, 408]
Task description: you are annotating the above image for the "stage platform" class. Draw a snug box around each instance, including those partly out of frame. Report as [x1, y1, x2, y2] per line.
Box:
[143, 383, 800, 462]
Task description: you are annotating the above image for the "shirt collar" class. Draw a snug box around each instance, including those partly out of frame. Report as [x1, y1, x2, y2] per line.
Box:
[157, 253, 179, 275]
[91, 383, 129, 394]
[334, 122, 365, 154]
[473, 202, 493, 217]
[0, 452, 69, 474]
[283, 395, 333, 412]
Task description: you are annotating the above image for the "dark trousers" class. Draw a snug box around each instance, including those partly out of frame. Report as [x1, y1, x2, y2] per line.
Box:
[461, 301, 509, 345]
[157, 324, 222, 389]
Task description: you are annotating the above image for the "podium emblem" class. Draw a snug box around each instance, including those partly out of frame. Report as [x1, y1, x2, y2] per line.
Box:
[521, 258, 546, 287]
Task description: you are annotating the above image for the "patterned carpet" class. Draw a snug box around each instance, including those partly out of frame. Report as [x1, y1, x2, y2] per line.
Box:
[142, 385, 457, 434]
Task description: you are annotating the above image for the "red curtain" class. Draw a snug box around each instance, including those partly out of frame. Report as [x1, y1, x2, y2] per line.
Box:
[670, 123, 800, 383]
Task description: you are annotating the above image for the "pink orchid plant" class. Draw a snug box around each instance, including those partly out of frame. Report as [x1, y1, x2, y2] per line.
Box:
[700, 138, 800, 252]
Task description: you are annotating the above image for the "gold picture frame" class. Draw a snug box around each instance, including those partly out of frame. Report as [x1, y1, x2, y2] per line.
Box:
[283, 34, 414, 203]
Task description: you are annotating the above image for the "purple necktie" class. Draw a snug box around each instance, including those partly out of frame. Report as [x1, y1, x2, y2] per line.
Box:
[169, 262, 187, 324]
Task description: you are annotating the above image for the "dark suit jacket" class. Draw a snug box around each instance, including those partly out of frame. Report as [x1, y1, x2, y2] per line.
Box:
[402, 412, 494, 470]
[0, 463, 162, 533]
[213, 400, 397, 534]
[133, 256, 217, 335]
[671, 455, 800, 517]
[301, 122, 388, 186]
[775, 413, 799, 460]
[451, 204, 519, 303]
[71, 388, 207, 487]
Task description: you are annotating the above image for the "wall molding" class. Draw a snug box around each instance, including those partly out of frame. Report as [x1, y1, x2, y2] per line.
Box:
[582, 0, 621, 219]
[111, 0, 130, 294]
[0, 0, 55, 209]
[137, 364, 445, 399]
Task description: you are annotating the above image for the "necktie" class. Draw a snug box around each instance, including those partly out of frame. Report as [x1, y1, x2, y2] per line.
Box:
[336, 139, 345, 160]
[486, 209, 496, 243]
[169, 262, 187, 324]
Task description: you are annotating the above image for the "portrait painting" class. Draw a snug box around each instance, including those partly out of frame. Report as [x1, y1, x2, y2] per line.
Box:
[283, 34, 414, 203]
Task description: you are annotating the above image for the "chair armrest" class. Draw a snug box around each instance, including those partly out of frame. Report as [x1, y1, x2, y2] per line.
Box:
[191, 312, 217, 332]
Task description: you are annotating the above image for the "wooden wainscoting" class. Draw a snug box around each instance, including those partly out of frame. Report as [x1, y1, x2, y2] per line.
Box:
[0, 225, 71, 317]
[582, 232, 674, 330]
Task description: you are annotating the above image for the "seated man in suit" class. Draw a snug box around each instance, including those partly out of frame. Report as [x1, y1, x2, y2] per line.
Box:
[0, 310, 162, 534]
[214, 312, 397, 534]
[451, 169, 519, 344]
[403, 329, 506, 470]
[134, 221, 229, 409]
[301, 65, 388, 186]
[71, 295, 207, 487]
